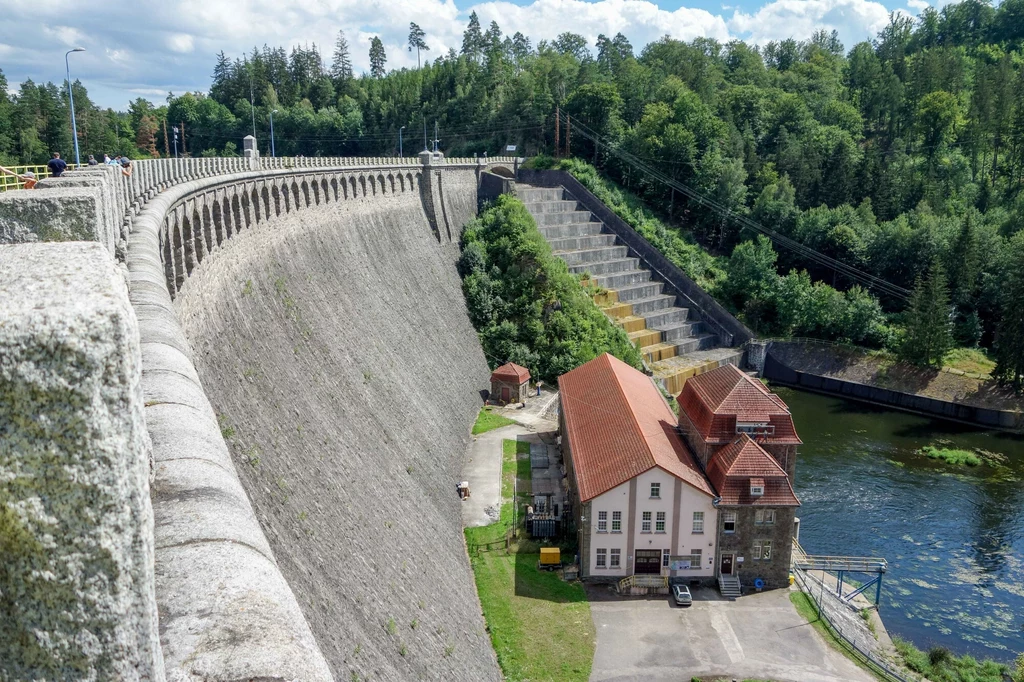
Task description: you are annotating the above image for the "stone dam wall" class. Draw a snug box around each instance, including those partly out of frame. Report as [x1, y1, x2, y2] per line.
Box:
[0, 154, 517, 680]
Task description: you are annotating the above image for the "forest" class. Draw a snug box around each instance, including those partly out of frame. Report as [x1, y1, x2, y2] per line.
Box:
[1, 0, 1023, 375]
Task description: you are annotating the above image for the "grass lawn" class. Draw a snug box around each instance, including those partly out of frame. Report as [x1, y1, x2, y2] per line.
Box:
[466, 438, 595, 681]
[472, 406, 517, 435]
[471, 551, 594, 682]
[892, 637, 1012, 682]
[943, 347, 996, 376]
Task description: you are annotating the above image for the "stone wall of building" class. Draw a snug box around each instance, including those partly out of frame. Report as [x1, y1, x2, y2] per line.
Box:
[716, 506, 796, 589]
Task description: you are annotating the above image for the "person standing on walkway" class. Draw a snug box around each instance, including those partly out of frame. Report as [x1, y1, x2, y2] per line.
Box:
[47, 152, 67, 177]
[0, 166, 37, 189]
[87, 154, 98, 166]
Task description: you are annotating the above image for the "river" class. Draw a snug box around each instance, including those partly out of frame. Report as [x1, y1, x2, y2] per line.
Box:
[780, 387, 1024, 661]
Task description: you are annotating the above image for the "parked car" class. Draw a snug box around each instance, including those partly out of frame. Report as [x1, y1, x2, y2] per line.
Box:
[672, 584, 692, 606]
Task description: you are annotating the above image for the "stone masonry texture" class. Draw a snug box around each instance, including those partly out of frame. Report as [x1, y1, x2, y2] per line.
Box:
[173, 190, 500, 681]
[0, 242, 163, 681]
[0, 184, 116, 256]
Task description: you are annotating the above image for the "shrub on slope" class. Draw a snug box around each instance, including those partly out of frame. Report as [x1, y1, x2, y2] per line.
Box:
[458, 195, 643, 382]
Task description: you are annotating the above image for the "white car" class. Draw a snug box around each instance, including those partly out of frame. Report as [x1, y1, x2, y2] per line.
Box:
[672, 584, 692, 606]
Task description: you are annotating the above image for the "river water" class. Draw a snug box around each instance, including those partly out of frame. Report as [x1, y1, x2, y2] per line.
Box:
[780, 387, 1024, 661]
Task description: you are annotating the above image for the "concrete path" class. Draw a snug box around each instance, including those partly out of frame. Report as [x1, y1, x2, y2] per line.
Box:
[461, 423, 530, 528]
[492, 387, 560, 431]
[588, 585, 875, 682]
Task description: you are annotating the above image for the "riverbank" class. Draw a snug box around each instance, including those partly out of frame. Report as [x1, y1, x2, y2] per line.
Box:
[769, 341, 1023, 413]
[763, 341, 1024, 430]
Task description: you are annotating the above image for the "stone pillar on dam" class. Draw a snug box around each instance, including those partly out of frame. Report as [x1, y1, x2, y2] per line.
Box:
[0, 242, 163, 680]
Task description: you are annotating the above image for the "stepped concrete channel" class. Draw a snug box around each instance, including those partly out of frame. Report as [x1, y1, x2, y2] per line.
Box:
[520, 185, 743, 394]
[0, 153, 517, 681]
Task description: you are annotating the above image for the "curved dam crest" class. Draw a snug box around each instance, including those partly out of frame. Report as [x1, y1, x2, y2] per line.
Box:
[172, 184, 498, 678]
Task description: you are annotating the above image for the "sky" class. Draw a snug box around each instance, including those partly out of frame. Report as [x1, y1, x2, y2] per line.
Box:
[0, 0, 937, 110]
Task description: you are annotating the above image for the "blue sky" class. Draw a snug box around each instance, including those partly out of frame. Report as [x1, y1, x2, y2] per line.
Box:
[0, 0, 933, 110]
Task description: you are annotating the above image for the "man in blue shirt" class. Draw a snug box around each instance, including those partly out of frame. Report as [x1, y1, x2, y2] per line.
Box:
[47, 152, 68, 177]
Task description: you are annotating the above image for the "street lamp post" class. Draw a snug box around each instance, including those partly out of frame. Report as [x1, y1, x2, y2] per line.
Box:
[399, 126, 405, 158]
[270, 110, 278, 158]
[65, 48, 86, 168]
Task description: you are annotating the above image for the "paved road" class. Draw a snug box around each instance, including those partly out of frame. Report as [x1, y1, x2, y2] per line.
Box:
[461, 423, 529, 527]
[588, 586, 875, 682]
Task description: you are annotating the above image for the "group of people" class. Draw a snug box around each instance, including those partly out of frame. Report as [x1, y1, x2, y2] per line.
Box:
[0, 151, 133, 189]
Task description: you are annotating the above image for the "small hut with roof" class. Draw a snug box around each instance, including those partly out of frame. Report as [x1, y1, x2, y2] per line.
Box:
[490, 362, 531, 404]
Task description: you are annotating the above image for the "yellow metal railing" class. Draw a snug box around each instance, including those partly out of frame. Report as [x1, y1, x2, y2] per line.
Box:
[0, 165, 50, 192]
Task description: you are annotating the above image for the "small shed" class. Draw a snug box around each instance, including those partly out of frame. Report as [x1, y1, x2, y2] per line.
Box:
[490, 362, 531, 404]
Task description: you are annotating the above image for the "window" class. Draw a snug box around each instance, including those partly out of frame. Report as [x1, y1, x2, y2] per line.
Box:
[597, 511, 607, 533]
[689, 548, 702, 568]
[650, 482, 661, 498]
[755, 509, 776, 525]
[656, 511, 666, 533]
[610, 549, 621, 568]
[611, 511, 622, 533]
[641, 511, 652, 533]
[723, 511, 736, 534]
[753, 540, 773, 561]
[596, 548, 607, 568]
[753, 540, 761, 559]
[736, 422, 775, 436]
[692, 511, 704, 533]
[663, 549, 671, 568]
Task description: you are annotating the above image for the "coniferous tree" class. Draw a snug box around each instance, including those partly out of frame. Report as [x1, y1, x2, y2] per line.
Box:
[462, 12, 484, 62]
[330, 30, 353, 84]
[407, 23, 429, 68]
[900, 259, 953, 366]
[369, 37, 387, 78]
[994, 232, 1024, 390]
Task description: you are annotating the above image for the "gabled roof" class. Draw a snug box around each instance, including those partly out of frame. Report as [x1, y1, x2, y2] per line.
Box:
[558, 353, 715, 502]
[491, 362, 530, 383]
[680, 364, 801, 444]
[706, 434, 800, 507]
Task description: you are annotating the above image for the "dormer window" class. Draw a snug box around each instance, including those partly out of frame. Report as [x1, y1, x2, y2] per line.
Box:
[737, 422, 775, 437]
[750, 477, 765, 497]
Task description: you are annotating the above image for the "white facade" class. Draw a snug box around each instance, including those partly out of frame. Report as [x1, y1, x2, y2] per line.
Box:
[587, 466, 717, 579]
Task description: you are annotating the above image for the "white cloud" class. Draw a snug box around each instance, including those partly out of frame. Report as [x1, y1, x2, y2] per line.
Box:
[729, 0, 892, 48]
[906, 0, 930, 9]
[167, 33, 195, 53]
[0, 0, 913, 108]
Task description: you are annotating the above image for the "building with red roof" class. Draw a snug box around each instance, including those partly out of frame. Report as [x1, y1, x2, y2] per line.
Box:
[490, 362, 530, 404]
[559, 354, 718, 581]
[677, 364, 801, 589]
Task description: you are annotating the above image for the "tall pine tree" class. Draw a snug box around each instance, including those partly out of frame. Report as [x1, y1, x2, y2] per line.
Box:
[330, 30, 353, 84]
[407, 23, 429, 68]
[994, 231, 1024, 390]
[369, 37, 387, 78]
[462, 12, 484, 62]
[900, 259, 953, 367]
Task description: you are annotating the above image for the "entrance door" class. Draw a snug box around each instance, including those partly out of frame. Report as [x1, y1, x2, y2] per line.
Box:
[501, 386, 511, 402]
[635, 550, 662, 575]
[720, 553, 734, 575]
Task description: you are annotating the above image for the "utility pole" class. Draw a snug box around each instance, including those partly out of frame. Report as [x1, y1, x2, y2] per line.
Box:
[65, 47, 86, 167]
[163, 119, 170, 158]
[399, 126, 405, 158]
[423, 116, 428, 152]
[249, 71, 257, 140]
[566, 115, 571, 157]
[555, 106, 559, 158]
[433, 120, 439, 153]
[180, 121, 187, 156]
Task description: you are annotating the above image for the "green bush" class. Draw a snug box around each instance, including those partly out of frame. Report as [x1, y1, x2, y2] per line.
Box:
[459, 195, 643, 382]
[893, 636, 1010, 682]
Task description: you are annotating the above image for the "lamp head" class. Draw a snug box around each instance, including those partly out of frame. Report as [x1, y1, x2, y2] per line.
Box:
[272, 109, 278, 114]
[71, 47, 86, 53]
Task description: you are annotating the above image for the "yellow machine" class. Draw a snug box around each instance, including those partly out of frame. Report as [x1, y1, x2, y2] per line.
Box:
[539, 547, 561, 570]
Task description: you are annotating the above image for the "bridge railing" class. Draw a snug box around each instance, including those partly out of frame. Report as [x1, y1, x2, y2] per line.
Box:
[793, 555, 888, 573]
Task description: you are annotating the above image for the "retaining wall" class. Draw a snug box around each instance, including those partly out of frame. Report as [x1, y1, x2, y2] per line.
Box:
[763, 348, 1024, 430]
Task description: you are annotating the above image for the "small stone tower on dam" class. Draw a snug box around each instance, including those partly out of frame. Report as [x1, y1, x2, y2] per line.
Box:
[0, 151, 519, 680]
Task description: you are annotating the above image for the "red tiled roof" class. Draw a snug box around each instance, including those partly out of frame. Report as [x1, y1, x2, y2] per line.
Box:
[706, 435, 800, 506]
[679, 364, 801, 444]
[491, 362, 530, 383]
[558, 354, 715, 502]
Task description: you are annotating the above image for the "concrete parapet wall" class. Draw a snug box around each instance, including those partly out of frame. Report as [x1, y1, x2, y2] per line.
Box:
[0, 242, 162, 680]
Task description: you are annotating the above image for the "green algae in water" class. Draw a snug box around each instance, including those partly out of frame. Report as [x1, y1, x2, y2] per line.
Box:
[919, 446, 982, 466]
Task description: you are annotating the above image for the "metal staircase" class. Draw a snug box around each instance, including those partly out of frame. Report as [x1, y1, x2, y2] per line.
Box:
[519, 185, 743, 395]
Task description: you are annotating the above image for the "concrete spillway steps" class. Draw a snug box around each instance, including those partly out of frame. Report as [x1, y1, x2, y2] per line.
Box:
[520, 185, 743, 395]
